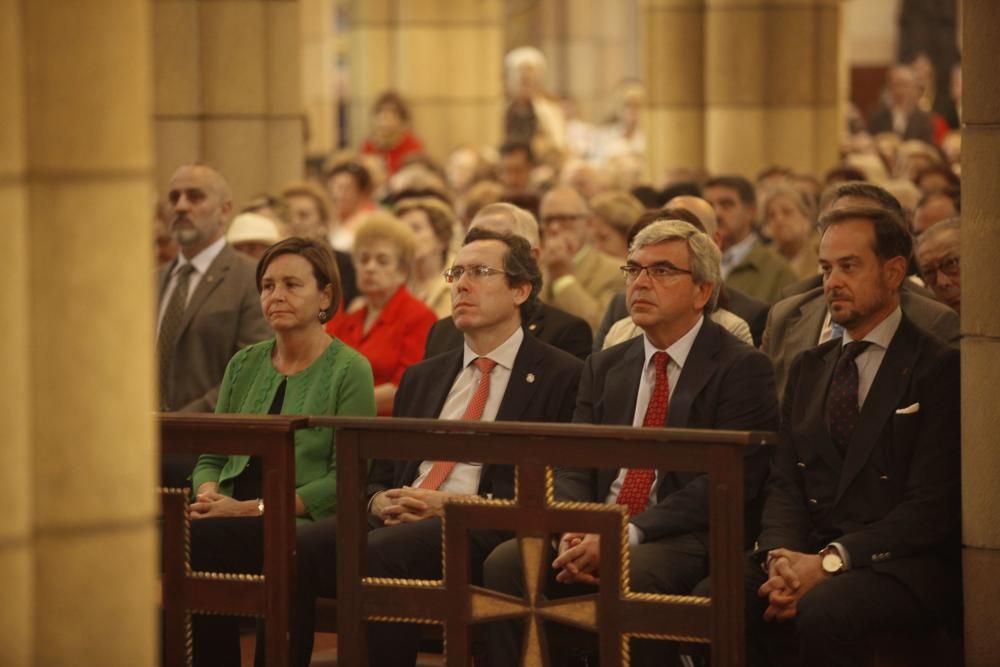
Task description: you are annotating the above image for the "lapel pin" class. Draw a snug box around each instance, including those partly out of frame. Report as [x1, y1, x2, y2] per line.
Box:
[528, 323, 537, 331]
[526, 373, 536, 384]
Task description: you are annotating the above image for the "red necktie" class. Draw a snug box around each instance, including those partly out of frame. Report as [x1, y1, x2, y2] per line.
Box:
[419, 357, 498, 490]
[617, 351, 670, 516]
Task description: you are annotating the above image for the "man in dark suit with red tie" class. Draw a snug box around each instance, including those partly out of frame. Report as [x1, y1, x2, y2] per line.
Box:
[289, 228, 583, 667]
[484, 218, 780, 666]
[745, 206, 961, 667]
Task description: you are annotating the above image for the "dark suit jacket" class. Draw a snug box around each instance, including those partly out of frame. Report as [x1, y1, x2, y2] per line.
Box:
[756, 315, 961, 621]
[369, 332, 583, 500]
[762, 284, 959, 398]
[867, 106, 935, 144]
[557, 318, 780, 544]
[423, 302, 593, 361]
[157, 244, 270, 412]
[594, 286, 769, 350]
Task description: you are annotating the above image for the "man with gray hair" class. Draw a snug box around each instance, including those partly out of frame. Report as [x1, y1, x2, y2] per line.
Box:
[484, 220, 779, 666]
[915, 218, 961, 313]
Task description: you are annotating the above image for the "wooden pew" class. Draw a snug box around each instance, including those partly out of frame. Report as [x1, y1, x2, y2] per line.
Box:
[313, 416, 777, 667]
[159, 413, 307, 667]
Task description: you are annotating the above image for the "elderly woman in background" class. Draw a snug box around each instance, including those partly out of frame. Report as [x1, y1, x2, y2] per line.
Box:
[762, 185, 819, 280]
[589, 190, 646, 260]
[326, 212, 437, 415]
[188, 237, 376, 666]
[225, 211, 282, 261]
[393, 195, 457, 318]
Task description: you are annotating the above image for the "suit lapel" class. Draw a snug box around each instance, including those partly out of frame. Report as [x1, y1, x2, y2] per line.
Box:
[495, 334, 545, 422]
[787, 288, 827, 353]
[803, 343, 845, 471]
[667, 320, 719, 427]
[157, 260, 177, 305]
[177, 245, 232, 337]
[604, 337, 644, 425]
[835, 319, 921, 502]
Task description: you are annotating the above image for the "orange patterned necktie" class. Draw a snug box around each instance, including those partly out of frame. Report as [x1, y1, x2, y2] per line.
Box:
[418, 357, 498, 490]
[617, 351, 670, 516]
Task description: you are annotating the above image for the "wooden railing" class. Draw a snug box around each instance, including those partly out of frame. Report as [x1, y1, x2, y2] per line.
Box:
[313, 416, 778, 667]
[159, 413, 307, 667]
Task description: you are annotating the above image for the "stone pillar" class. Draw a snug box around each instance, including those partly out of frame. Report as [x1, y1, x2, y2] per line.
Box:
[960, 3, 1000, 665]
[0, 0, 32, 663]
[347, 0, 504, 161]
[15, 1, 157, 664]
[641, 0, 706, 181]
[704, 0, 840, 177]
[301, 0, 339, 159]
[153, 0, 305, 206]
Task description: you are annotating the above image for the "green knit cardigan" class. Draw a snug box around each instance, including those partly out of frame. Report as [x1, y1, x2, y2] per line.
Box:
[191, 337, 376, 522]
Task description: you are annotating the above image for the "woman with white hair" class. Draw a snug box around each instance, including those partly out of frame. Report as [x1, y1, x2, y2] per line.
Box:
[503, 46, 567, 160]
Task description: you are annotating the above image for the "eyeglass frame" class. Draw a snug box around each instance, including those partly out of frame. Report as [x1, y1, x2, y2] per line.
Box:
[442, 264, 512, 283]
[620, 261, 694, 283]
[918, 254, 960, 287]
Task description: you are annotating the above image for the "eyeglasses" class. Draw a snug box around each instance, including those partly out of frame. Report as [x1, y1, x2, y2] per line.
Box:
[919, 255, 960, 287]
[541, 213, 585, 227]
[443, 264, 510, 283]
[620, 262, 694, 283]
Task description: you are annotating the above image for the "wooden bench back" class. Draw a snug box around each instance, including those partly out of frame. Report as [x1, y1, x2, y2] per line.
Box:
[159, 413, 307, 667]
[314, 416, 777, 667]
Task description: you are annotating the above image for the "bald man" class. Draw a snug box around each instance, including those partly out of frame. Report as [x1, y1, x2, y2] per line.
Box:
[424, 203, 593, 360]
[539, 185, 624, 331]
[158, 164, 270, 482]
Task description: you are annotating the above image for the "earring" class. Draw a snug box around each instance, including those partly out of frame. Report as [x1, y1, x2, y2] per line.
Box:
[318, 310, 329, 323]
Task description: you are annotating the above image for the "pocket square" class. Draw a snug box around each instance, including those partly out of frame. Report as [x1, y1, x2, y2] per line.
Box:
[895, 402, 920, 415]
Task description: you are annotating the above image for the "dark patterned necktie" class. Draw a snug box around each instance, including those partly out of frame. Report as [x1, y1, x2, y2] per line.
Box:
[617, 351, 670, 517]
[827, 341, 872, 455]
[157, 264, 195, 410]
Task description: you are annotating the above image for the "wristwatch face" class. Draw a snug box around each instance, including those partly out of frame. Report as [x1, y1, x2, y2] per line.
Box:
[821, 550, 843, 574]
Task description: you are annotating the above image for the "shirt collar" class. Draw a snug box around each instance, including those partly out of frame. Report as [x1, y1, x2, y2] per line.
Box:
[174, 236, 226, 277]
[723, 233, 757, 268]
[642, 315, 704, 371]
[462, 325, 524, 371]
[841, 305, 902, 351]
[572, 244, 592, 267]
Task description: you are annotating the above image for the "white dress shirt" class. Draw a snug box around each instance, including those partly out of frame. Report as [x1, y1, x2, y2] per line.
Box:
[156, 236, 227, 333]
[411, 326, 525, 494]
[839, 306, 902, 408]
[605, 316, 705, 544]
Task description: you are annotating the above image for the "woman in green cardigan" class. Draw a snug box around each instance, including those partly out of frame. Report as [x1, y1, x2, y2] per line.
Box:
[188, 236, 375, 666]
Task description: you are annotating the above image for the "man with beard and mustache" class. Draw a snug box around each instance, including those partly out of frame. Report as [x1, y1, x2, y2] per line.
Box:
[484, 219, 779, 667]
[158, 164, 269, 484]
[745, 206, 961, 667]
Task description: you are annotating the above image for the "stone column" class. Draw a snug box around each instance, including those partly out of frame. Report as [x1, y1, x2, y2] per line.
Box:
[347, 0, 504, 161]
[960, 2, 1000, 665]
[704, 0, 840, 177]
[641, 0, 706, 181]
[18, 1, 157, 664]
[153, 0, 305, 206]
[301, 0, 339, 159]
[0, 0, 32, 663]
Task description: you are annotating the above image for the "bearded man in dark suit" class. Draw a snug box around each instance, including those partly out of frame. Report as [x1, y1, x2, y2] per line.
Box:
[746, 206, 961, 667]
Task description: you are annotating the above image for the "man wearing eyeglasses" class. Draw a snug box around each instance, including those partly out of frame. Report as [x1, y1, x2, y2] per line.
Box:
[915, 218, 961, 313]
[485, 219, 779, 666]
[289, 227, 583, 667]
[538, 185, 624, 331]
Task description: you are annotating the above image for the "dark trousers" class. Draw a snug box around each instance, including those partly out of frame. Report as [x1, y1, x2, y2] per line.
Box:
[483, 533, 708, 667]
[293, 514, 508, 667]
[743, 556, 935, 667]
[188, 516, 265, 667]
